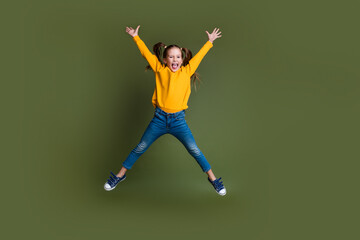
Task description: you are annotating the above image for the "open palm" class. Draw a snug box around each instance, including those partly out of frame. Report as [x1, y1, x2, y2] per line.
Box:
[126, 25, 140, 37]
[206, 28, 222, 43]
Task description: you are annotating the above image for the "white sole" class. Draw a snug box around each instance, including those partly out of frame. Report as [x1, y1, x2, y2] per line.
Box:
[217, 188, 227, 196]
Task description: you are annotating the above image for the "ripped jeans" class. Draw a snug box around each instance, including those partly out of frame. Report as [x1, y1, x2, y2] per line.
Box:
[122, 107, 211, 172]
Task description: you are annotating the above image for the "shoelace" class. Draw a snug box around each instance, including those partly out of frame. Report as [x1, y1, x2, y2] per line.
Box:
[107, 172, 120, 187]
[212, 177, 224, 190]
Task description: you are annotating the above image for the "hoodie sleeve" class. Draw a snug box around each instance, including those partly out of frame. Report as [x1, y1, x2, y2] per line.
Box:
[186, 41, 213, 76]
[133, 35, 162, 72]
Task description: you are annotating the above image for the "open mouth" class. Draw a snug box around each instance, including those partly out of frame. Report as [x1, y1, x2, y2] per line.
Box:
[171, 63, 179, 69]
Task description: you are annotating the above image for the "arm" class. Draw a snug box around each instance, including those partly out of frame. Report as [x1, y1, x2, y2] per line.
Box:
[188, 28, 222, 75]
[126, 25, 162, 72]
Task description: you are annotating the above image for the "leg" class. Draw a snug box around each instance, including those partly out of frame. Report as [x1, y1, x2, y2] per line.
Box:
[116, 166, 128, 178]
[172, 123, 227, 195]
[170, 120, 212, 173]
[169, 114, 226, 195]
[121, 116, 166, 171]
[206, 169, 216, 181]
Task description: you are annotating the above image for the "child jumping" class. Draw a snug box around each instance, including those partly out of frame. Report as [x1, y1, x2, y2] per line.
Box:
[104, 25, 226, 196]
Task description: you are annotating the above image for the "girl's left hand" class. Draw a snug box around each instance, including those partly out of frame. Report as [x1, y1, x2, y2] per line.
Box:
[126, 25, 140, 37]
[206, 28, 222, 43]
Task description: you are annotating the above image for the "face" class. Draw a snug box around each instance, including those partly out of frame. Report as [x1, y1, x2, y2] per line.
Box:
[163, 47, 183, 72]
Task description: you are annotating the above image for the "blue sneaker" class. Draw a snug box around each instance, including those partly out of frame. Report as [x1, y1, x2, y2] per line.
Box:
[104, 172, 126, 191]
[208, 177, 227, 196]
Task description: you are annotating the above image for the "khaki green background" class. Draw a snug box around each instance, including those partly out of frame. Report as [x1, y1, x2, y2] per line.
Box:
[2, 0, 359, 239]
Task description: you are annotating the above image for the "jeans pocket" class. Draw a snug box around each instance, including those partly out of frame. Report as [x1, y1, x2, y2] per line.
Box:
[154, 111, 161, 119]
[175, 112, 185, 121]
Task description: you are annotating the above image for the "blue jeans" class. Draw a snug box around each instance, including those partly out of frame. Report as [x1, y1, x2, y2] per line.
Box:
[122, 107, 211, 172]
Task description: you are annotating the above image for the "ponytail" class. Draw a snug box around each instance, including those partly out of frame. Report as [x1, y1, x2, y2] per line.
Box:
[181, 47, 201, 91]
[145, 42, 166, 71]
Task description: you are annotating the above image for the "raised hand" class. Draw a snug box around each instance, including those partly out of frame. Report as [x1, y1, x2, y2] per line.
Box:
[205, 28, 222, 43]
[126, 25, 140, 37]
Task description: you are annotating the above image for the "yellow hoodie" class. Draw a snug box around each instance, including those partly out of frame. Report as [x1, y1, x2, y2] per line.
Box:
[133, 35, 213, 113]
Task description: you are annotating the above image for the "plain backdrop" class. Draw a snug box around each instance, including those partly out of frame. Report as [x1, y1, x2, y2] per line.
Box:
[2, 0, 359, 239]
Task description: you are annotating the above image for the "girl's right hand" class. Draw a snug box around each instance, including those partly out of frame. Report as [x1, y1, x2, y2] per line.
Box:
[126, 25, 140, 37]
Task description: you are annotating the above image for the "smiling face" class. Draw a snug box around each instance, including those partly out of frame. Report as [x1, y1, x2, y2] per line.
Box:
[163, 47, 183, 72]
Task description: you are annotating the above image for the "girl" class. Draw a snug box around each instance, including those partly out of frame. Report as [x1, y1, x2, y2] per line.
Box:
[104, 25, 226, 196]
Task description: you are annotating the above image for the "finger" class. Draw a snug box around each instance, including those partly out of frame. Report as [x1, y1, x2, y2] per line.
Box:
[206, 31, 209, 35]
[136, 25, 140, 31]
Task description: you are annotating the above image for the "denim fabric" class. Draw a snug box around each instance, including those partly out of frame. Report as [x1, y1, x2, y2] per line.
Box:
[122, 107, 211, 172]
